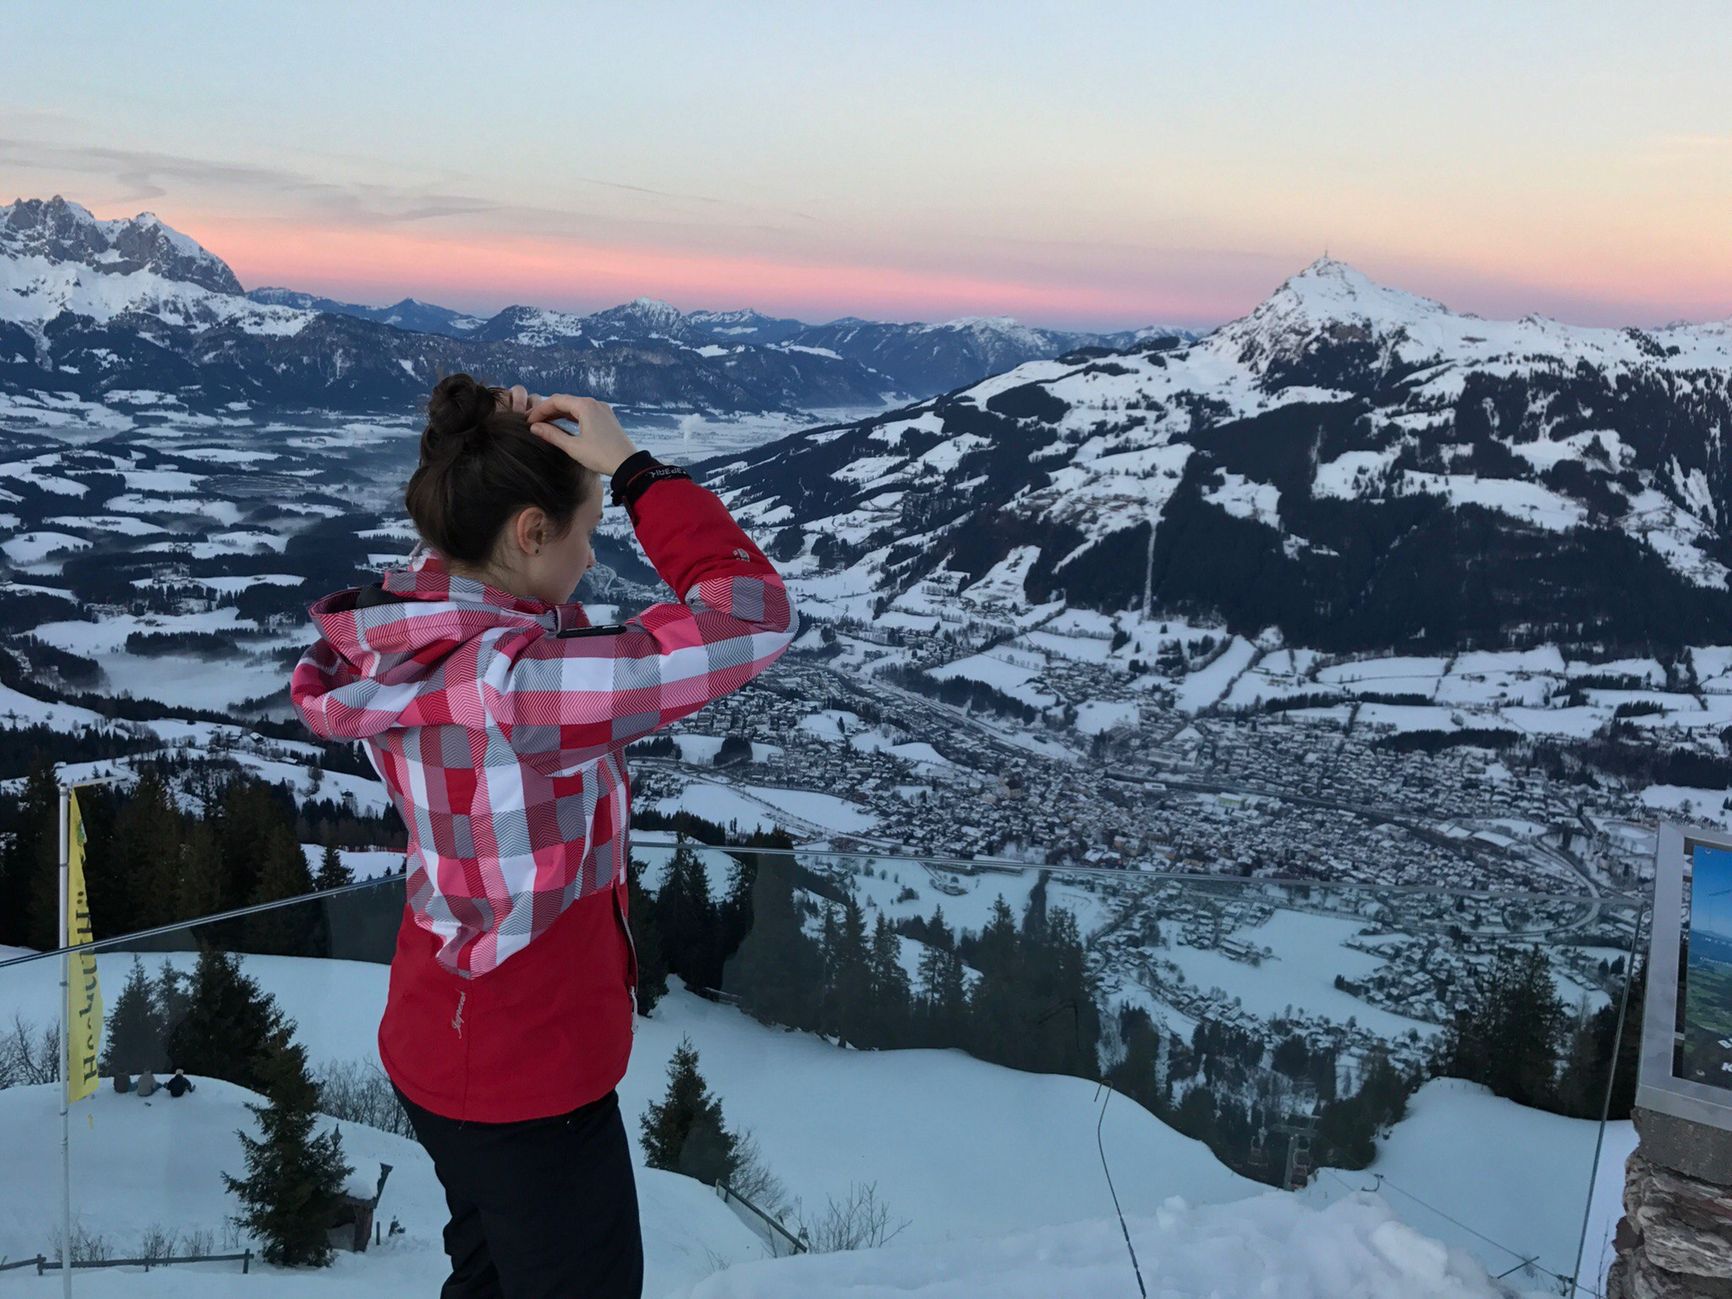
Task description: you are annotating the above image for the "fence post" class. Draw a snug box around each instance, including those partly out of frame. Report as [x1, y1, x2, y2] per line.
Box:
[243, 1249, 251, 1275]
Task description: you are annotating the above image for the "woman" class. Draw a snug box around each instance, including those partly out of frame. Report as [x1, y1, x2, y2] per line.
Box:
[290, 374, 798, 1298]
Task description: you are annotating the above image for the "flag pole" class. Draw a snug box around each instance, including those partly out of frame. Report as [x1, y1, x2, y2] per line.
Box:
[57, 781, 72, 1299]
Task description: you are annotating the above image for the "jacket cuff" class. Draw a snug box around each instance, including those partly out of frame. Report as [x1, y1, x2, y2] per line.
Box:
[611, 451, 690, 511]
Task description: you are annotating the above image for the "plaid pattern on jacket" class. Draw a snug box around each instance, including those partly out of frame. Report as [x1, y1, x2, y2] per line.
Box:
[290, 474, 799, 979]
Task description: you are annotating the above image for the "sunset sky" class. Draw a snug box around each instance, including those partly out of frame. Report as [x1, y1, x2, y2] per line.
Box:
[5, 0, 1728, 330]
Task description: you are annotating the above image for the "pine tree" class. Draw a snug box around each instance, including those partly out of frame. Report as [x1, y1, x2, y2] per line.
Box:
[314, 842, 353, 891]
[111, 768, 184, 932]
[869, 912, 912, 1046]
[153, 961, 192, 1051]
[177, 820, 227, 922]
[655, 837, 718, 990]
[1106, 1011, 1163, 1112]
[639, 1037, 739, 1187]
[717, 853, 756, 967]
[245, 828, 318, 956]
[1, 755, 61, 950]
[626, 857, 668, 1014]
[824, 897, 872, 1046]
[101, 956, 167, 1076]
[215, 779, 290, 912]
[222, 1035, 353, 1267]
[1022, 908, 1100, 1077]
[1445, 946, 1566, 1109]
[726, 853, 820, 1030]
[966, 897, 1025, 1067]
[167, 947, 291, 1092]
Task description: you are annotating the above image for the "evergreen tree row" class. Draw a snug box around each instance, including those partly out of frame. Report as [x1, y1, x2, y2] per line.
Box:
[1440, 944, 1643, 1121]
[629, 839, 1101, 1080]
[0, 751, 394, 952]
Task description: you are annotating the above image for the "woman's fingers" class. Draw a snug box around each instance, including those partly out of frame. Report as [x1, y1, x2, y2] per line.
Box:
[525, 395, 579, 426]
[525, 393, 609, 427]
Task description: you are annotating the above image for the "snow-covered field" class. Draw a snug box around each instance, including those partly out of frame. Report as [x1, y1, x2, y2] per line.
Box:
[653, 778, 880, 837]
[1160, 909, 1434, 1038]
[667, 1194, 1518, 1298]
[0, 946, 1628, 1296]
[1303, 1079, 1629, 1289]
[0, 1079, 764, 1298]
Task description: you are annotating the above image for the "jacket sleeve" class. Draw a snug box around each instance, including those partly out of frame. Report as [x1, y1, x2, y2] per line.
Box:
[479, 474, 799, 762]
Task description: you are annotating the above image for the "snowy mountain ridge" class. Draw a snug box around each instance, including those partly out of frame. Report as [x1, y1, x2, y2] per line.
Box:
[246, 287, 487, 335]
[1, 195, 310, 339]
[2, 195, 237, 293]
[0, 195, 1190, 412]
[1222, 256, 1732, 381]
[703, 258, 1732, 652]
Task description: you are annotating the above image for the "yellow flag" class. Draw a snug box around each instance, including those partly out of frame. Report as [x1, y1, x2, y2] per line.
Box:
[66, 789, 103, 1104]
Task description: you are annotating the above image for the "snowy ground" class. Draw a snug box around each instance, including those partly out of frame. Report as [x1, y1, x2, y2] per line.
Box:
[666, 1194, 1522, 1298]
[0, 946, 1632, 1295]
[652, 778, 880, 837]
[1303, 1078, 1630, 1292]
[0, 1080, 765, 1297]
[1161, 908, 1435, 1038]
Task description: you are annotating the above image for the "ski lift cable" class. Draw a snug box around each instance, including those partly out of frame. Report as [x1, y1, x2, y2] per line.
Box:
[1093, 1081, 1149, 1299]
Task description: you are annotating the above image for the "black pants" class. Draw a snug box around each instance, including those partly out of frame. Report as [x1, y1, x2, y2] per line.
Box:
[395, 1086, 644, 1299]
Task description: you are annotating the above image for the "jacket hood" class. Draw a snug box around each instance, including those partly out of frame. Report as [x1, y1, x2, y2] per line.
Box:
[291, 541, 595, 738]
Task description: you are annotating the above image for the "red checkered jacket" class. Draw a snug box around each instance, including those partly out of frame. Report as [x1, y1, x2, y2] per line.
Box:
[290, 470, 797, 1121]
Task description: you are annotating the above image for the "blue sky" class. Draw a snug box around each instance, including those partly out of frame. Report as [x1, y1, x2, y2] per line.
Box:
[4, 0, 1729, 328]
[1695, 847, 1732, 943]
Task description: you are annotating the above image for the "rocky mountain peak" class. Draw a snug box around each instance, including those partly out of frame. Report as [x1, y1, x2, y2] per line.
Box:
[0, 195, 241, 295]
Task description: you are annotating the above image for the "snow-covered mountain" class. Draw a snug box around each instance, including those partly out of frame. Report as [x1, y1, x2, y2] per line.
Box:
[2, 197, 1185, 413]
[785, 314, 1190, 398]
[444, 296, 1195, 395]
[0, 198, 885, 413]
[246, 287, 486, 336]
[702, 257, 1732, 653]
[1, 196, 307, 337]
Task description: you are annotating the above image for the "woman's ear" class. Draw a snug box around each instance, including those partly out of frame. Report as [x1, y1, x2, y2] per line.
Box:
[509, 507, 547, 557]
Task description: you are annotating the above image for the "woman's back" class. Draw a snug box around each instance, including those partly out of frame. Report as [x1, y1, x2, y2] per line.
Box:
[289, 382, 797, 1122]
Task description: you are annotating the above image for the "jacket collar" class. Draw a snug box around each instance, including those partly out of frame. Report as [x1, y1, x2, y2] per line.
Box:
[380, 541, 592, 632]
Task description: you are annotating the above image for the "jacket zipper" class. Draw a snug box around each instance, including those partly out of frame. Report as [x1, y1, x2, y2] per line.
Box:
[613, 881, 640, 1032]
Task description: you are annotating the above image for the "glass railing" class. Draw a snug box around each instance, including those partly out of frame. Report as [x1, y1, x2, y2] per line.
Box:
[0, 841, 1647, 1297]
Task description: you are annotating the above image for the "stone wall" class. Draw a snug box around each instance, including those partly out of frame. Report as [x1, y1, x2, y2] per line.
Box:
[1606, 1108, 1732, 1299]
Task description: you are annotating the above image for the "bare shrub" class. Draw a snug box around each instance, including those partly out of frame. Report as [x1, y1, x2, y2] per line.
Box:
[725, 1129, 789, 1219]
[793, 1181, 909, 1253]
[139, 1224, 179, 1263]
[0, 1015, 60, 1088]
[182, 1228, 215, 1258]
[50, 1222, 113, 1264]
[314, 1059, 413, 1137]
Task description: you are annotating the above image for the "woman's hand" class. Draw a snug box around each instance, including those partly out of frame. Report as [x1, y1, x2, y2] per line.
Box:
[526, 395, 639, 477]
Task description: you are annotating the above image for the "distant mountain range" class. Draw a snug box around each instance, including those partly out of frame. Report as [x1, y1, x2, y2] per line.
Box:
[702, 258, 1732, 653]
[244, 287, 1191, 397]
[0, 195, 1190, 414]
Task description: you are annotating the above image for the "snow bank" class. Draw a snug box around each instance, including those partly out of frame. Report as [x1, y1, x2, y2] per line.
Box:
[1304, 1078, 1622, 1285]
[672, 1192, 1511, 1298]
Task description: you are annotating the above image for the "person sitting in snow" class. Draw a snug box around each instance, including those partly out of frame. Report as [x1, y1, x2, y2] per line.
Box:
[111, 1072, 131, 1094]
[165, 1069, 194, 1098]
[135, 1069, 158, 1098]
